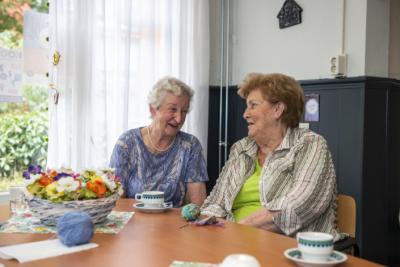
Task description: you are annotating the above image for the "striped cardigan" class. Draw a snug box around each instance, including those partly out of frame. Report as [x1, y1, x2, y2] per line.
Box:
[201, 127, 341, 241]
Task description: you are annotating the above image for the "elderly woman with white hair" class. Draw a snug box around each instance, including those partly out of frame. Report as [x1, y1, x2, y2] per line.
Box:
[110, 77, 208, 207]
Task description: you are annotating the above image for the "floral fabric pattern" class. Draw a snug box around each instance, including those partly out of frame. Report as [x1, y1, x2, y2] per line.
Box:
[0, 211, 134, 234]
[110, 128, 208, 207]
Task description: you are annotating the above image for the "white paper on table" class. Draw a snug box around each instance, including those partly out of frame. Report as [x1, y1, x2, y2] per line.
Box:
[0, 239, 98, 263]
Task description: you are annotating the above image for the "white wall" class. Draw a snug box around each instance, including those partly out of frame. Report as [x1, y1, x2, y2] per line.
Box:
[210, 0, 224, 86]
[210, 0, 398, 85]
[365, 0, 390, 77]
[345, 0, 367, 78]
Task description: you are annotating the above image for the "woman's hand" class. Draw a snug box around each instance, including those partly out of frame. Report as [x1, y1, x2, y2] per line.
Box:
[238, 208, 282, 233]
[187, 182, 207, 206]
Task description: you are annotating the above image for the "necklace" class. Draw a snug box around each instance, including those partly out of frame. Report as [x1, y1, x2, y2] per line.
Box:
[146, 126, 176, 153]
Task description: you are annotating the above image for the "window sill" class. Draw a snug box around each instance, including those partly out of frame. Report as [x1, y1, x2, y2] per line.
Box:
[0, 192, 10, 204]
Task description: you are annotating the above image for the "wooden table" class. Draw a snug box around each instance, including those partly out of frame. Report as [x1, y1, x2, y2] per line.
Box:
[0, 199, 383, 266]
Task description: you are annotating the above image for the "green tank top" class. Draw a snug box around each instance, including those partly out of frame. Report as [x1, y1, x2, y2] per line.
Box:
[232, 159, 263, 222]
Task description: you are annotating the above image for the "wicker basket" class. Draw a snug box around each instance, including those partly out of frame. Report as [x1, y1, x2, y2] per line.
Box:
[27, 192, 120, 226]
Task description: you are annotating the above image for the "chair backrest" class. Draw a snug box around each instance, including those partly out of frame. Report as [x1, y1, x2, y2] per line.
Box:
[336, 194, 356, 237]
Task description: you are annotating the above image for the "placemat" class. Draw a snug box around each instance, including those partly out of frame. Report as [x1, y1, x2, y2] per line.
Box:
[0, 211, 134, 234]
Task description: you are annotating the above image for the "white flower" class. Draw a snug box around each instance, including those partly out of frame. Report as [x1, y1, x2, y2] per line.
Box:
[101, 174, 116, 191]
[26, 174, 41, 185]
[56, 177, 80, 193]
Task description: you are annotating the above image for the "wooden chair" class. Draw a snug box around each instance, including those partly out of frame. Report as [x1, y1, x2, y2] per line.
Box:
[334, 194, 360, 256]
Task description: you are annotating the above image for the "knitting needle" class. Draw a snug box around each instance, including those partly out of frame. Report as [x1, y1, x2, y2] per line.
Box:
[179, 223, 190, 229]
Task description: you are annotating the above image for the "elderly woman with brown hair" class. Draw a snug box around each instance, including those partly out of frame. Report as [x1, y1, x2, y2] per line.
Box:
[110, 77, 208, 207]
[201, 73, 340, 240]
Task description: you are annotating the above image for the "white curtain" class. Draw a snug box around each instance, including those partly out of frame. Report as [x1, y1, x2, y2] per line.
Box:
[47, 0, 209, 170]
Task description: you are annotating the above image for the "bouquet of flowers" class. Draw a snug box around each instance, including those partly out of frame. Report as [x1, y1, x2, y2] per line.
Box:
[23, 165, 122, 202]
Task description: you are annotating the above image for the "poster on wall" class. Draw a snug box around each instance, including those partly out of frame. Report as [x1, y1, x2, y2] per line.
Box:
[0, 47, 23, 102]
[23, 10, 49, 85]
[304, 94, 319, 122]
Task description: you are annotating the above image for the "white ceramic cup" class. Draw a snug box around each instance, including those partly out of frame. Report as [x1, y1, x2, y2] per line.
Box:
[9, 186, 28, 216]
[135, 191, 165, 208]
[297, 232, 334, 262]
[220, 254, 261, 267]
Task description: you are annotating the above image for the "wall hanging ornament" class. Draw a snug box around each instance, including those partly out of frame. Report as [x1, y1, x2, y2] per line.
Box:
[52, 51, 61, 66]
[277, 0, 303, 29]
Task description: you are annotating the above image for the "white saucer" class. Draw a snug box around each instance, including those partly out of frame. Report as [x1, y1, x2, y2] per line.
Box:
[133, 202, 173, 213]
[284, 248, 347, 267]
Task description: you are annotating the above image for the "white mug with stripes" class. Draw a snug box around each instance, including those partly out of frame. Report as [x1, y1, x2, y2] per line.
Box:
[135, 191, 165, 208]
[297, 232, 334, 262]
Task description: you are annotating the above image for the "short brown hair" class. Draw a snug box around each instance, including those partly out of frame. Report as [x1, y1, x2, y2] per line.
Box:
[238, 73, 304, 127]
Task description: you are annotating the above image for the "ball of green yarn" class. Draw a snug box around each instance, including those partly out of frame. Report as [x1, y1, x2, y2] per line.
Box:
[181, 203, 201, 221]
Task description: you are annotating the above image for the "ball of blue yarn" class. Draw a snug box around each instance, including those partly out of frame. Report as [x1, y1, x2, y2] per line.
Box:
[57, 211, 94, 247]
[181, 203, 201, 221]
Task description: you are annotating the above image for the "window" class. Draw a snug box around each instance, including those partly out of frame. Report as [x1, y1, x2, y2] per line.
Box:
[0, 0, 49, 192]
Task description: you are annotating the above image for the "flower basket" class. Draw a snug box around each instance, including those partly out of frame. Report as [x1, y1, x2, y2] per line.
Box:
[23, 165, 123, 226]
[27, 191, 120, 226]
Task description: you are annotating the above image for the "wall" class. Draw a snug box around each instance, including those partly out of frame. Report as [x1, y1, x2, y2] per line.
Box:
[210, 0, 399, 85]
[389, 0, 400, 79]
[209, 0, 224, 87]
[365, 0, 390, 77]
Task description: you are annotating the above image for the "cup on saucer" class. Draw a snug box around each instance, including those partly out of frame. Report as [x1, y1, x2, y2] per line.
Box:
[220, 254, 261, 267]
[297, 232, 334, 262]
[135, 191, 165, 208]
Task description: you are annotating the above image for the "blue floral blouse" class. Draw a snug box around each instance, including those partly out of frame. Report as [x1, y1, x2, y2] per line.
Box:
[109, 128, 209, 207]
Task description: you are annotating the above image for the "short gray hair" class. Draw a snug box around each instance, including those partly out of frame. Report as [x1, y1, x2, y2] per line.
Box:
[147, 76, 194, 109]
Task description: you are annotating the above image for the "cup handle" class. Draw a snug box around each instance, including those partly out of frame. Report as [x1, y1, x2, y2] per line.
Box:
[163, 201, 173, 208]
[135, 193, 142, 201]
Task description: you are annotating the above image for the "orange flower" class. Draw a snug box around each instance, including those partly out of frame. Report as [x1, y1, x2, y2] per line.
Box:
[38, 175, 54, 187]
[49, 170, 58, 178]
[86, 179, 107, 197]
